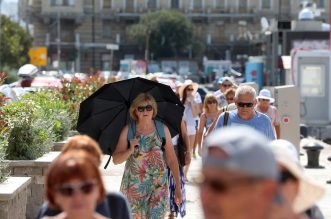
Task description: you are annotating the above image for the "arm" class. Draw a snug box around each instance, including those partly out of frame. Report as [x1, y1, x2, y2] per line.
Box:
[273, 107, 281, 139]
[188, 96, 199, 118]
[196, 113, 207, 150]
[112, 125, 137, 164]
[164, 124, 182, 204]
[205, 111, 223, 137]
[275, 125, 281, 139]
[181, 119, 191, 165]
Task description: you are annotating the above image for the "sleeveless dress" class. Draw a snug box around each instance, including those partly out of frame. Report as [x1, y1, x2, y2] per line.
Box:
[120, 130, 168, 219]
[167, 135, 186, 217]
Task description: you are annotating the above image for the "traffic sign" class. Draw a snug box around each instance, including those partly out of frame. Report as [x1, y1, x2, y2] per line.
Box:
[28, 47, 47, 66]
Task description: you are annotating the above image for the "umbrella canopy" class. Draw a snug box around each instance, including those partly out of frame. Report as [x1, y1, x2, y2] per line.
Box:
[77, 77, 184, 156]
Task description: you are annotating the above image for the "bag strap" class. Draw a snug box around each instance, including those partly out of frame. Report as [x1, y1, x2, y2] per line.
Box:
[154, 119, 166, 149]
[127, 120, 136, 142]
[223, 111, 229, 127]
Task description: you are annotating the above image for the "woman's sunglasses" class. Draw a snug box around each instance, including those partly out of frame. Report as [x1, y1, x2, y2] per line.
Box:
[56, 180, 97, 197]
[137, 105, 153, 112]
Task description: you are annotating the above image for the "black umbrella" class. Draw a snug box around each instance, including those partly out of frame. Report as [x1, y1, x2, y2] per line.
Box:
[77, 77, 184, 157]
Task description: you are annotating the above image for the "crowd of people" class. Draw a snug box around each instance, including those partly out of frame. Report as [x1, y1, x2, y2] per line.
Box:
[38, 75, 326, 219]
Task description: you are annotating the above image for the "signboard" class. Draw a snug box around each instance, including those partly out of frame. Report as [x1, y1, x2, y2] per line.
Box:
[28, 47, 47, 66]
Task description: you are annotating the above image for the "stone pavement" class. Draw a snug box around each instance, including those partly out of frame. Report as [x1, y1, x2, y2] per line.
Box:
[100, 138, 331, 219]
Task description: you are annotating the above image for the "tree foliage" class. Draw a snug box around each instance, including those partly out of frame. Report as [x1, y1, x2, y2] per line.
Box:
[0, 15, 32, 69]
[129, 10, 194, 58]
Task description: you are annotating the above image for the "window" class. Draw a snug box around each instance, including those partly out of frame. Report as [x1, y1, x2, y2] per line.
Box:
[238, 0, 247, 13]
[147, 0, 157, 9]
[103, 0, 111, 8]
[261, 0, 271, 9]
[50, 0, 75, 6]
[103, 20, 112, 38]
[215, 0, 226, 9]
[193, 0, 202, 9]
[171, 0, 179, 8]
[316, 0, 325, 8]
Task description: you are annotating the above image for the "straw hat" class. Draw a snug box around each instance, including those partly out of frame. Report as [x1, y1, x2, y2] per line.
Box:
[269, 139, 325, 213]
[178, 79, 198, 98]
[257, 89, 275, 103]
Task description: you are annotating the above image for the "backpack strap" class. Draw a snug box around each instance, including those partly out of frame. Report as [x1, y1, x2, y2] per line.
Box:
[154, 119, 166, 149]
[127, 120, 136, 143]
[223, 111, 229, 127]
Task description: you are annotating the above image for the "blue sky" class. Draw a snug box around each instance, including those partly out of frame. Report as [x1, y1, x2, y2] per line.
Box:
[1, 0, 18, 20]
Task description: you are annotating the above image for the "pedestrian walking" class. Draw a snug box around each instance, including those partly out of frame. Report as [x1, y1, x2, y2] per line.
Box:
[255, 89, 281, 139]
[112, 93, 182, 219]
[200, 126, 280, 219]
[269, 139, 325, 219]
[213, 85, 275, 140]
[43, 152, 109, 219]
[37, 135, 132, 219]
[213, 76, 235, 108]
[178, 80, 200, 181]
[196, 94, 221, 156]
[222, 87, 237, 111]
[168, 119, 190, 218]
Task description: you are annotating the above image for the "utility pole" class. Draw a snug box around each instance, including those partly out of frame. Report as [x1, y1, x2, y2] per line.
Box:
[56, 12, 61, 69]
[92, 0, 95, 71]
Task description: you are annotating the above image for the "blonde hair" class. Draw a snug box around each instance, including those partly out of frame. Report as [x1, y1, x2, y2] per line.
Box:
[224, 87, 236, 99]
[203, 93, 219, 113]
[129, 93, 158, 121]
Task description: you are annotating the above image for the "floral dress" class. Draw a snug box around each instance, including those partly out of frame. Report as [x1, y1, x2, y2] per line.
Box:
[120, 130, 168, 219]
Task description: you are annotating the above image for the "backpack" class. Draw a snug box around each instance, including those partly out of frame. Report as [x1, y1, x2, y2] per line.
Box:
[127, 119, 166, 150]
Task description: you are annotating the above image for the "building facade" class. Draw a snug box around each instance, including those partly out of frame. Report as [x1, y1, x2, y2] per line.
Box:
[18, 0, 329, 73]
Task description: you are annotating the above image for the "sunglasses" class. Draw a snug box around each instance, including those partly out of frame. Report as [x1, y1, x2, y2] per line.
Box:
[226, 97, 234, 101]
[207, 100, 217, 104]
[56, 180, 97, 197]
[222, 84, 232, 88]
[237, 102, 254, 108]
[280, 170, 297, 183]
[259, 98, 270, 102]
[137, 105, 153, 112]
[186, 88, 194, 92]
[198, 176, 258, 193]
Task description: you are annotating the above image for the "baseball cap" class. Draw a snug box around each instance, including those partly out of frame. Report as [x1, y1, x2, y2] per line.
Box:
[269, 139, 325, 213]
[203, 126, 278, 180]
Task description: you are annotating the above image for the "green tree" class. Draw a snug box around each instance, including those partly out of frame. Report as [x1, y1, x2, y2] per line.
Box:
[129, 10, 194, 59]
[0, 15, 32, 70]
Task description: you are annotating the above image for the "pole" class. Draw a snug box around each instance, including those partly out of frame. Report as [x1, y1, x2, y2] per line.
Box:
[110, 49, 114, 71]
[92, 0, 95, 71]
[57, 12, 61, 69]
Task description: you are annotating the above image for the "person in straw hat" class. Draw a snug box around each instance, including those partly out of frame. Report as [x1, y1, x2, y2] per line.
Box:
[269, 139, 325, 219]
[178, 79, 201, 181]
[255, 89, 281, 139]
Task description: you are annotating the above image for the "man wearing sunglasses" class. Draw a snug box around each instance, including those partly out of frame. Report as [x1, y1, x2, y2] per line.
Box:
[200, 126, 280, 219]
[213, 85, 275, 140]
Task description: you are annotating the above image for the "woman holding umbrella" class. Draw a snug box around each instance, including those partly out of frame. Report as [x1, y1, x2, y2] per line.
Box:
[112, 92, 182, 219]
